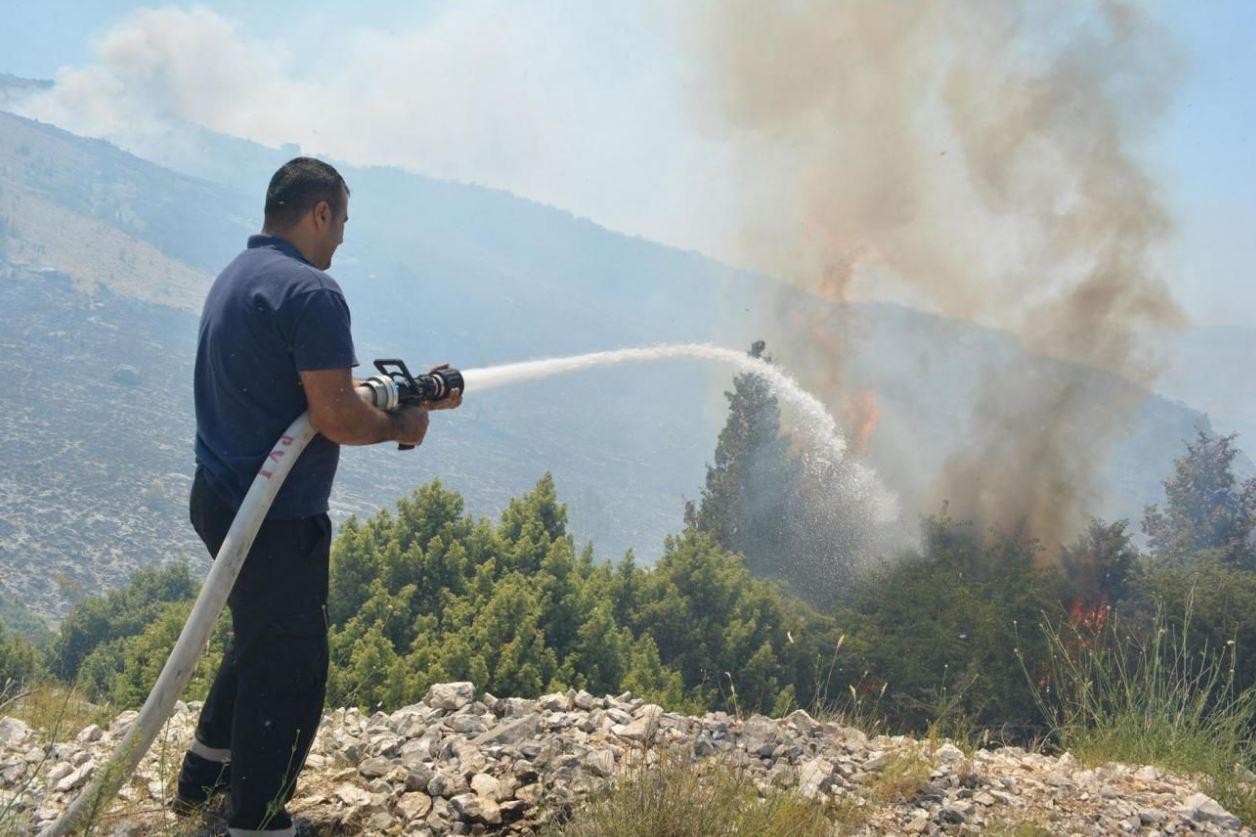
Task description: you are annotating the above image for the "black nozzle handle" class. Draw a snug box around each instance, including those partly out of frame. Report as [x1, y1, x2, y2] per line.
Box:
[368, 359, 464, 451]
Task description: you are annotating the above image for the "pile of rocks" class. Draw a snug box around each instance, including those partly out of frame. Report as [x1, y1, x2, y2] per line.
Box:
[0, 682, 1248, 834]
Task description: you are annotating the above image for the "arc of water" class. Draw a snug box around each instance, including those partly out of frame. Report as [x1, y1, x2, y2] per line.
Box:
[464, 343, 897, 522]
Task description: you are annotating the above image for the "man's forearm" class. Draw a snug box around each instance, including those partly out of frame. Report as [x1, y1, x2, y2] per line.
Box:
[310, 383, 401, 445]
[329, 399, 404, 446]
[301, 367, 427, 447]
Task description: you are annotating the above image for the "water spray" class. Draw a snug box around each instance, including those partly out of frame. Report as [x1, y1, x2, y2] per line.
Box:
[47, 343, 892, 835]
[460, 344, 898, 521]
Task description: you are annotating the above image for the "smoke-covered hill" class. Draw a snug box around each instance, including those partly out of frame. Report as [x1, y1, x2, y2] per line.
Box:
[1156, 324, 1256, 448]
[0, 103, 1249, 619]
[0, 74, 49, 111]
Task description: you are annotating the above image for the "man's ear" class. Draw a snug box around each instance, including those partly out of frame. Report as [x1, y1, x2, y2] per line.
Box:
[313, 200, 332, 230]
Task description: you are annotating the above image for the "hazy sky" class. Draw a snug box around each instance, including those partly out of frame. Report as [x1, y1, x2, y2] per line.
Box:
[5, 1, 1253, 328]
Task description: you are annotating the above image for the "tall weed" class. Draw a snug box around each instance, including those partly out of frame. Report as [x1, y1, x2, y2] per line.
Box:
[1018, 592, 1256, 822]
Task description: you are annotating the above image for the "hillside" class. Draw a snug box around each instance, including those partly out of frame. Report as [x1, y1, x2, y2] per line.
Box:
[0, 687, 1247, 835]
[0, 105, 1250, 619]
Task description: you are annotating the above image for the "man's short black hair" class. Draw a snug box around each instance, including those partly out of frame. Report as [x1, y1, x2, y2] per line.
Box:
[264, 157, 349, 229]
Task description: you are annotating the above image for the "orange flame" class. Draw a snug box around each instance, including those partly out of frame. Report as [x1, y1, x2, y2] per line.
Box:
[842, 389, 881, 455]
[1068, 599, 1109, 636]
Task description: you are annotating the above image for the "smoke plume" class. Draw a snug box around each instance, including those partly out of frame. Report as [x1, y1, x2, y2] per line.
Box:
[13, 3, 693, 248]
[681, 0, 1186, 547]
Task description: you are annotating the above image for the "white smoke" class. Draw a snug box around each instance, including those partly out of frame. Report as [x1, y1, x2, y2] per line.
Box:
[14, 3, 715, 247]
[19, 7, 288, 144]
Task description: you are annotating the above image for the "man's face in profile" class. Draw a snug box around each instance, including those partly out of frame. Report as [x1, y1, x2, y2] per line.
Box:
[315, 186, 349, 270]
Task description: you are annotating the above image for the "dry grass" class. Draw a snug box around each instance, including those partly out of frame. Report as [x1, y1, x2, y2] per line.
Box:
[5, 681, 112, 742]
[810, 701, 886, 741]
[544, 749, 834, 837]
[951, 752, 978, 790]
[78, 801, 209, 837]
[865, 748, 932, 803]
[0, 683, 112, 835]
[0, 683, 212, 837]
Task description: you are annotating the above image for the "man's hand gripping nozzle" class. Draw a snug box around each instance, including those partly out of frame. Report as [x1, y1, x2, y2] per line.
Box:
[362, 358, 465, 449]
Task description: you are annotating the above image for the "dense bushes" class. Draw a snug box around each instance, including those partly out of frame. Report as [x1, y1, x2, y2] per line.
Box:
[324, 475, 834, 716]
[52, 563, 198, 683]
[825, 428, 1256, 739]
[1131, 561, 1256, 693]
[832, 518, 1065, 735]
[48, 473, 837, 717]
[43, 562, 227, 705]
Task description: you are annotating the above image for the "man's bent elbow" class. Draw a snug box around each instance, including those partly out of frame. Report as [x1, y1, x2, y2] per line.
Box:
[308, 412, 360, 445]
[309, 406, 394, 446]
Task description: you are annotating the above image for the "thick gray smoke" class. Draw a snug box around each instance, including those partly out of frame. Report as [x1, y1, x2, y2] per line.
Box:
[681, 0, 1186, 548]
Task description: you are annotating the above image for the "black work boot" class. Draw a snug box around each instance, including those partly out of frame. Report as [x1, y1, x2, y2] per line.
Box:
[171, 750, 231, 815]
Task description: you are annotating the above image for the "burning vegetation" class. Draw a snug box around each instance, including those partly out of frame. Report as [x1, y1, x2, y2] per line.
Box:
[682, 0, 1188, 550]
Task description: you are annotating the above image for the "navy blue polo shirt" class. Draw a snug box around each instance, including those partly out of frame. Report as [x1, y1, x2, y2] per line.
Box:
[194, 234, 358, 519]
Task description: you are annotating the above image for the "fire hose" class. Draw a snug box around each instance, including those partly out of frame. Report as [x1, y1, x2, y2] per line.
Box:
[42, 360, 463, 836]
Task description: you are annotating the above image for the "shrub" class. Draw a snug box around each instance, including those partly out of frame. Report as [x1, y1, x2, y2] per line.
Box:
[53, 563, 197, 682]
[833, 515, 1065, 737]
[0, 623, 42, 693]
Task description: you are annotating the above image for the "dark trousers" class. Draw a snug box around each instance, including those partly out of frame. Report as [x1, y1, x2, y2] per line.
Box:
[188, 468, 331, 831]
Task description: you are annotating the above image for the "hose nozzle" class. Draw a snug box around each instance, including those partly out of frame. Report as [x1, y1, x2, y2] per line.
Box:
[362, 359, 464, 451]
[416, 366, 464, 402]
[365, 358, 464, 411]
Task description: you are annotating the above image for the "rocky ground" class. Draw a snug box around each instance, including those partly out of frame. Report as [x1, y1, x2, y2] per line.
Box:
[0, 683, 1248, 835]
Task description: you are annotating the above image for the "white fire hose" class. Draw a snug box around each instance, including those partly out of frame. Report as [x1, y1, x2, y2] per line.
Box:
[44, 383, 389, 836]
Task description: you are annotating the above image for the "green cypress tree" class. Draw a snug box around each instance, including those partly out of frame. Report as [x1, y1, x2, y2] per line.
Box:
[695, 342, 793, 580]
[695, 342, 861, 608]
[1143, 429, 1256, 568]
[1059, 518, 1139, 607]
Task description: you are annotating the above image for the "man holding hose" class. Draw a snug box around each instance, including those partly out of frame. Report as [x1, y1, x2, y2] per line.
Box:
[175, 157, 460, 835]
